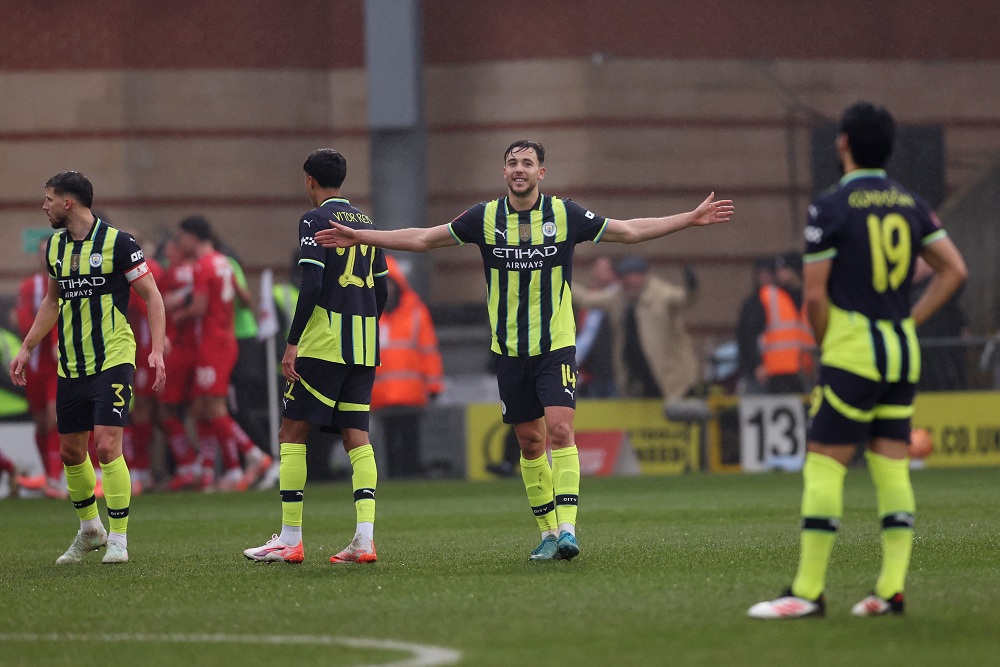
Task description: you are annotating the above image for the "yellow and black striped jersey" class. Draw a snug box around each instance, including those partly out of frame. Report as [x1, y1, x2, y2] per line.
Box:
[47, 218, 150, 378]
[804, 169, 947, 382]
[290, 197, 389, 367]
[448, 194, 608, 357]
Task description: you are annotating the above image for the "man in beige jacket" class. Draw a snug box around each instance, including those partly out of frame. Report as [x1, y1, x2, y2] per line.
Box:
[575, 256, 699, 403]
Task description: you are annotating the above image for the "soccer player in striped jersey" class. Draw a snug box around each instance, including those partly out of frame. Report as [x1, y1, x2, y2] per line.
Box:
[315, 140, 734, 561]
[748, 102, 968, 619]
[10, 171, 166, 565]
[244, 149, 389, 565]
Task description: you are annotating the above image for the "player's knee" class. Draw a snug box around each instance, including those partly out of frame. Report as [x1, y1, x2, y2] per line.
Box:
[548, 421, 574, 448]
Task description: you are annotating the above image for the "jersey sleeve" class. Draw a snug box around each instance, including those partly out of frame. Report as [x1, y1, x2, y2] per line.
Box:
[918, 203, 949, 248]
[297, 212, 327, 270]
[372, 247, 389, 278]
[115, 232, 152, 284]
[803, 199, 838, 263]
[563, 199, 609, 244]
[446, 204, 487, 246]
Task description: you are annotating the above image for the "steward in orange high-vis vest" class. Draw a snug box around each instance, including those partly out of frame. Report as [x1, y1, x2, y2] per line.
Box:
[372, 256, 444, 410]
[758, 283, 816, 392]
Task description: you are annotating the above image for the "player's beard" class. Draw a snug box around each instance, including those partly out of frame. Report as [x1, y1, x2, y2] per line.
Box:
[49, 214, 67, 230]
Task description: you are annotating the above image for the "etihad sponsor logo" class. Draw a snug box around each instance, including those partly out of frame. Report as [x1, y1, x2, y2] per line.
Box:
[492, 246, 557, 260]
[59, 276, 107, 290]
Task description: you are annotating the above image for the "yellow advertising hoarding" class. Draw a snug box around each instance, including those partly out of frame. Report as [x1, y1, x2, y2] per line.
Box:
[913, 392, 1000, 467]
[465, 399, 700, 480]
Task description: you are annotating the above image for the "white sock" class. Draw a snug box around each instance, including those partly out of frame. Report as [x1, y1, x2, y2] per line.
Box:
[279, 525, 302, 545]
[108, 532, 127, 548]
[558, 523, 576, 537]
[81, 517, 103, 533]
[542, 529, 557, 539]
[355, 522, 374, 542]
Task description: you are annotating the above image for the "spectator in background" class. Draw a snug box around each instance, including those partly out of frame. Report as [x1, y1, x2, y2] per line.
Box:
[734, 256, 776, 394]
[575, 256, 619, 398]
[576, 255, 700, 404]
[371, 256, 444, 479]
[12, 237, 65, 499]
[763, 252, 815, 393]
[910, 257, 968, 391]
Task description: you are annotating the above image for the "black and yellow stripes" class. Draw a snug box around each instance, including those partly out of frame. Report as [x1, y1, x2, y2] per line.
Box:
[820, 304, 920, 383]
[297, 307, 378, 366]
[48, 219, 136, 378]
[482, 196, 575, 357]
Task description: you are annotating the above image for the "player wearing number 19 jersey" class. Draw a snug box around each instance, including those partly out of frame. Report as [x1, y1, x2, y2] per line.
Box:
[749, 102, 968, 620]
[244, 148, 388, 565]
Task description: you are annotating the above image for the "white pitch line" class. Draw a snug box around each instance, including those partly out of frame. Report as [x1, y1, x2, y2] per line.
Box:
[0, 633, 462, 667]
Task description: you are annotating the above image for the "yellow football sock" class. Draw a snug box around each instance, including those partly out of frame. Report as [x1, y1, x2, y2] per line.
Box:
[551, 446, 580, 531]
[100, 455, 131, 534]
[65, 458, 99, 522]
[792, 452, 847, 600]
[866, 450, 916, 599]
[279, 443, 308, 527]
[349, 445, 377, 524]
[520, 453, 557, 533]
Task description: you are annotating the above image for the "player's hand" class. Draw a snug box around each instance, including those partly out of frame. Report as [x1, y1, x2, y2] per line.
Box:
[314, 221, 359, 248]
[9, 349, 29, 386]
[282, 343, 300, 382]
[149, 351, 166, 392]
[691, 192, 735, 227]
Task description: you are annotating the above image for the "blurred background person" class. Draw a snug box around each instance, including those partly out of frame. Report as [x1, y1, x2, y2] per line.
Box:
[734, 256, 776, 395]
[575, 255, 699, 404]
[739, 251, 816, 395]
[11, 237, 65, 499]
[910, 256, 969, 391]
[371, 256, 443, 479]
[575, 256, 619, 398]
[123, 233, 165, 495]
[159, 236, 202, 491]
[173, 216, 270, 491]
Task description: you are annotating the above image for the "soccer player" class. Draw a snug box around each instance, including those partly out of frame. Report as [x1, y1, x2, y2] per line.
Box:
[748, 102, 968, 619]
[314, 140, 734, 561]
[244, 148, 388, 565]
[158, 236, 202, 490]
[13, 238, 65, 499]
[173, 217, 269, 492]
[10, 171, 166, 564]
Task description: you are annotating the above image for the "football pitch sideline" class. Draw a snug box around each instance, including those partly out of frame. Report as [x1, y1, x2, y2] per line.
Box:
[1, 467, 998, 666]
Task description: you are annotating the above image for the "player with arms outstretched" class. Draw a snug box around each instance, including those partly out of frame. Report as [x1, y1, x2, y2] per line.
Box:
[748, 102, 967, 619]
[315, 140, 733, 561]
[244, 148, 388, 564]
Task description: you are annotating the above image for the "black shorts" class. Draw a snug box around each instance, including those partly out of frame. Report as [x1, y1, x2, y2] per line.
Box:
[494, 347, 577, 424]
[282, 357, 375, 432]
[807, 365, 915, 445]
[56, 363, 134, 434]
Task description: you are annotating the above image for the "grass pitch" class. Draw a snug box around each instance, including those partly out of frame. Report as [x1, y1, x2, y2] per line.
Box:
[2, 467, 999, 666]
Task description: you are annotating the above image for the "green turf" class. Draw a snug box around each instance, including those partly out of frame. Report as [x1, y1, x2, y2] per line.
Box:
[2, 467, 999, 666]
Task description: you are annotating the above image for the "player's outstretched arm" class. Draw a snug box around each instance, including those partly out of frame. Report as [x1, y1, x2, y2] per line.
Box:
[600, 193, 735, 244]
[314, 222, 457, 252]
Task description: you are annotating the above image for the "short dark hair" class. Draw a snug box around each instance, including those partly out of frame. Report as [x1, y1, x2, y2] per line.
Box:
[614, 255, 649, 276]
[45, 171, 94, 208]
[304, 149, 347, 188]
[179, 214, 215, 243]
[504, 140, 545, 164]
[840, 101, 895, 168]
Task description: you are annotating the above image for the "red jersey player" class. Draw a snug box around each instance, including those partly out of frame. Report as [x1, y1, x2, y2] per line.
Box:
[174, 216, 269, 491]
[13, 238, 65, 498]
